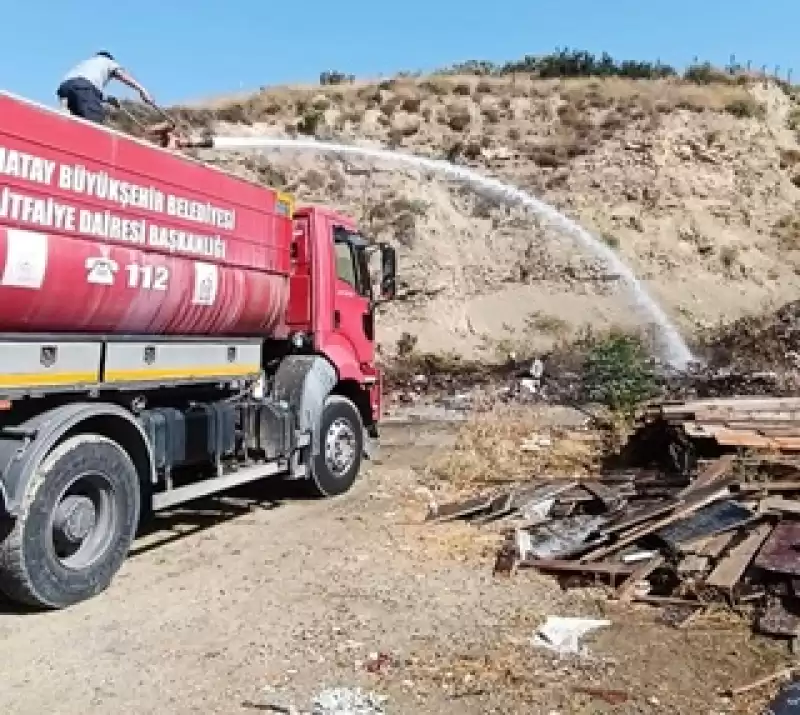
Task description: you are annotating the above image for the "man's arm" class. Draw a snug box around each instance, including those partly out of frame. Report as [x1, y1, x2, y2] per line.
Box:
[111, 67, 154, 105]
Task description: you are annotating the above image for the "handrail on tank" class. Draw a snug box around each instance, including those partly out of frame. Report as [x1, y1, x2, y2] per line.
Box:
[0, 89, 290, 199]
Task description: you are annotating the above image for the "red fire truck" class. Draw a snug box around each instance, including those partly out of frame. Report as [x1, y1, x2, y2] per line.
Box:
[0, 92, 396, 609]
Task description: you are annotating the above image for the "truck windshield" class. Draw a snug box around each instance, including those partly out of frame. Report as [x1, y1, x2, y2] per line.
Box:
[333, 228, 372, 299]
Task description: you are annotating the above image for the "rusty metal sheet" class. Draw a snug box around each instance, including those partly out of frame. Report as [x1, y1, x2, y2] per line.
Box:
[754, 522, 800, 576]
[655, 500, 754, 550]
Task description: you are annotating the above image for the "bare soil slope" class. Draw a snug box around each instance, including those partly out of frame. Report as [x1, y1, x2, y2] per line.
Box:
[151, 73, 800, 361]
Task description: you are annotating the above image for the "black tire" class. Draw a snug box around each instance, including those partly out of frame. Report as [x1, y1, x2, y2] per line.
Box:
[307, 395, 364, 498]
[0, 434, 140, 609]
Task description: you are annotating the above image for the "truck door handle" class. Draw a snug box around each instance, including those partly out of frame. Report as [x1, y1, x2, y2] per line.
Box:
[334, 310, 341, 328]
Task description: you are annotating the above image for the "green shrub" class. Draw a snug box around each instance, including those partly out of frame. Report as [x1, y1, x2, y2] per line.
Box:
[724, 98, 764, 118]
[683, 62, 732, 85]
[581, 331, 658, 413]
[297, 109, 324, 135]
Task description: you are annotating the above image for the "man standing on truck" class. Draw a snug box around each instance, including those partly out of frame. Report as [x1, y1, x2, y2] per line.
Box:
[56, 51, 154, 124]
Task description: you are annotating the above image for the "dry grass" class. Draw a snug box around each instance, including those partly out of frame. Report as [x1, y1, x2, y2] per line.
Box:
[173, 72, 761, 135]
[423, 406, 601, 492]
[403, 519, 503, 564]
[559, 76, 759, 115]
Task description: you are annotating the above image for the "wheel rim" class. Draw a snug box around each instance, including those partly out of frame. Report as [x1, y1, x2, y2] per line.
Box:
[324, 417, 358, 478]
[47, 471, 117, 570]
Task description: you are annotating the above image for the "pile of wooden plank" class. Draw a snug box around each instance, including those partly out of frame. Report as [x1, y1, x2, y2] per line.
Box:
[429, 397, 800, 642]
[641, 396, 800, 453]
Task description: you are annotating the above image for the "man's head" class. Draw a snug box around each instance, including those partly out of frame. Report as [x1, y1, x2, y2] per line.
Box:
[96, 51, 115, 61]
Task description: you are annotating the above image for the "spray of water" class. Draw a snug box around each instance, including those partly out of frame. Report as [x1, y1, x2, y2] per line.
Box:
[211, 135, 694, 369]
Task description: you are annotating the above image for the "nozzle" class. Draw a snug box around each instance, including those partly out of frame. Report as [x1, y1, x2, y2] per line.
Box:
[189, 135, 214, 148]
[175, 135, 214, 149]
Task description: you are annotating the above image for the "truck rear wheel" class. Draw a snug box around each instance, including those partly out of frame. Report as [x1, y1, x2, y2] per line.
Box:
[308, 395, 364, 497]
[0, 434, 140, 609]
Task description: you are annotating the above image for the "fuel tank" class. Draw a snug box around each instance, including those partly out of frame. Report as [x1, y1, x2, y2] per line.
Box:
[0, 92, 294, 337]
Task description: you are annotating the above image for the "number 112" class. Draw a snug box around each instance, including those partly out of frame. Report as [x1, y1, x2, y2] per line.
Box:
[126, 264, 169, 291]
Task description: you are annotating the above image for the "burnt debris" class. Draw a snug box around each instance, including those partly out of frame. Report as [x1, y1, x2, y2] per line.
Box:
[428, 395, 800, 648]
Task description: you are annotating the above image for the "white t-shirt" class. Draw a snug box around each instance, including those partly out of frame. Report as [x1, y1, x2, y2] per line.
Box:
[63, 56, 122, 91]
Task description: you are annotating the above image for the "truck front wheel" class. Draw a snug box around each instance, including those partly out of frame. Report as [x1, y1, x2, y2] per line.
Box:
[0, 434, 140, 609]
[308, 395, 364, 497]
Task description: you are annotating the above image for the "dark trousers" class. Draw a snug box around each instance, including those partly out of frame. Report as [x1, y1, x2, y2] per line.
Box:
[56, 78, 105, 123]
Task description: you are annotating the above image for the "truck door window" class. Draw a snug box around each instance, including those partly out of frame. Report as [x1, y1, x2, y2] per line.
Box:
[354, 248, 373, 300]
[335, 241, 357, 289]
[334, 228, 372, 299]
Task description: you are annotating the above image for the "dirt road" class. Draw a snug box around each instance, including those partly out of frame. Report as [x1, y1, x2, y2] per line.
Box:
[0, 419, 790, 714]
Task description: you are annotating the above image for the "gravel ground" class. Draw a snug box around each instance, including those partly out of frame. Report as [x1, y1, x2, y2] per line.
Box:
[0, 418, 791, 714]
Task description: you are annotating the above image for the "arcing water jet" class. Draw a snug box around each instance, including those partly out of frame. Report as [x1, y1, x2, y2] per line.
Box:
[208, 135, 695, 369]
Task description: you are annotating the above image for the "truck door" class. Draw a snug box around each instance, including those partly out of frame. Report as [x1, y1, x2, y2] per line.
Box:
[287, 216, 312, 329]
[332, 226, 374, 367]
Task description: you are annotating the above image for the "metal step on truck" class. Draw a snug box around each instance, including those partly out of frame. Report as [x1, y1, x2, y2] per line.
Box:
[0, 91, 397, 609]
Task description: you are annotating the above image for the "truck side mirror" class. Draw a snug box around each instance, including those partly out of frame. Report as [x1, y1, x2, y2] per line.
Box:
[379, 243, 396, 300]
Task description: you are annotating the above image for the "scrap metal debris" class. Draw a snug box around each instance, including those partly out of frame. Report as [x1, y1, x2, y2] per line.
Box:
[429, 396, 800, 644]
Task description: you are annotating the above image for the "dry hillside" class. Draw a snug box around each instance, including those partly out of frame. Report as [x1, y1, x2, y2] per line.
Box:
[136, 63, 800, 363]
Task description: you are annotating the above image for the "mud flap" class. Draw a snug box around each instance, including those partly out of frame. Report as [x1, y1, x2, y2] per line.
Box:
[272, 355, 337, 465]
[363, 431, 379, 461]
